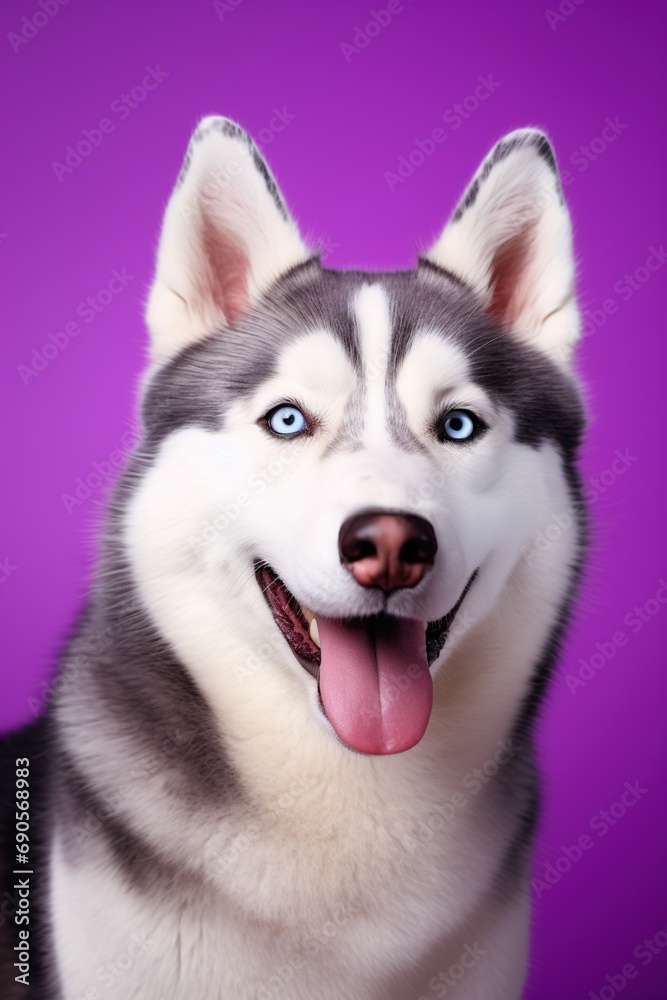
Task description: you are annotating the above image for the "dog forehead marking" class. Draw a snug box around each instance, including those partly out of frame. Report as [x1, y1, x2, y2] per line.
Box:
[354, 282, 392, 447]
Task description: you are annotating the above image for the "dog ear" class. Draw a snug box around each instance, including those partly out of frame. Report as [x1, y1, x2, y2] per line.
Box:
[146, 116, 309, 363]
[425, 129, 578, 364]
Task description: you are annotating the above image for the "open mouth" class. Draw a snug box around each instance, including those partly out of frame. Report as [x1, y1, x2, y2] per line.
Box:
[255, 563, 477, 756]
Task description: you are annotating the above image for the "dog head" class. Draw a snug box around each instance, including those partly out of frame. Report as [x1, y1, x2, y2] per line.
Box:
[125, 118, 584, 756]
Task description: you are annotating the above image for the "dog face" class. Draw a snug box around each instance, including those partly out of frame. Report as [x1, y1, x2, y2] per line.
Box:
[124, 119, 583, 757]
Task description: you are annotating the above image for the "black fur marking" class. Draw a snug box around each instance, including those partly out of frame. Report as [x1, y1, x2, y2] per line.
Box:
[416, 255, 471, 290]
[176, 117, 288, 220]
[452, 131, 563, 223]
[494, 461, 586, 895]
[425, 570, 478, 665]
[511, 472, 587, 743]
[466, 329, 584, 455]
[494, 755, 541, 892]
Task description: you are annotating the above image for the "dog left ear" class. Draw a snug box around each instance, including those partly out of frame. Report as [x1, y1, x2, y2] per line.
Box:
[146, 116, 309, 363]
[425, 129, 578, 364]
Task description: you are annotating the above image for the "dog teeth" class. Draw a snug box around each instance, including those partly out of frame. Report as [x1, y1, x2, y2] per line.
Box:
[309, 617, 321, 648]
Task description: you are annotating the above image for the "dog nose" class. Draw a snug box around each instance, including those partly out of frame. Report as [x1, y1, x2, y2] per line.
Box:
[339, 511, 437, 592]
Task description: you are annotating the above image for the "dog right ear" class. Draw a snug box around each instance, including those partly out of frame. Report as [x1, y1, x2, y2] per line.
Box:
[425, 129, 579, 365]
[146, 117, 309, 364]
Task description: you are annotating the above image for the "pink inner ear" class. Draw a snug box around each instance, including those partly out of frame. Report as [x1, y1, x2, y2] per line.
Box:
[198, 208, 250, 326]
[487, 224, 536, 328]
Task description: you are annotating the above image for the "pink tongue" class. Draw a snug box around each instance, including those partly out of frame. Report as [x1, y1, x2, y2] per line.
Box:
[318, 617, 433, 755]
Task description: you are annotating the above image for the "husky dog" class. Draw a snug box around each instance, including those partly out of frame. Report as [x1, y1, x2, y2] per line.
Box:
[1, 119, 585, 999]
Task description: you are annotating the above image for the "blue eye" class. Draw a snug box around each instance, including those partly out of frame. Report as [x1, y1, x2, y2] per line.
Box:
[441, 409, 478, 442]
[267, 405, 308, 436]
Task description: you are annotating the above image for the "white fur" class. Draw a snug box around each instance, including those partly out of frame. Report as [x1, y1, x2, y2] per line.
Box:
[356, 283, 392, 447]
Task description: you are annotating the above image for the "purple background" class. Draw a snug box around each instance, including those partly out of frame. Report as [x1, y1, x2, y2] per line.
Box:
[2, 1, 666, 996]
